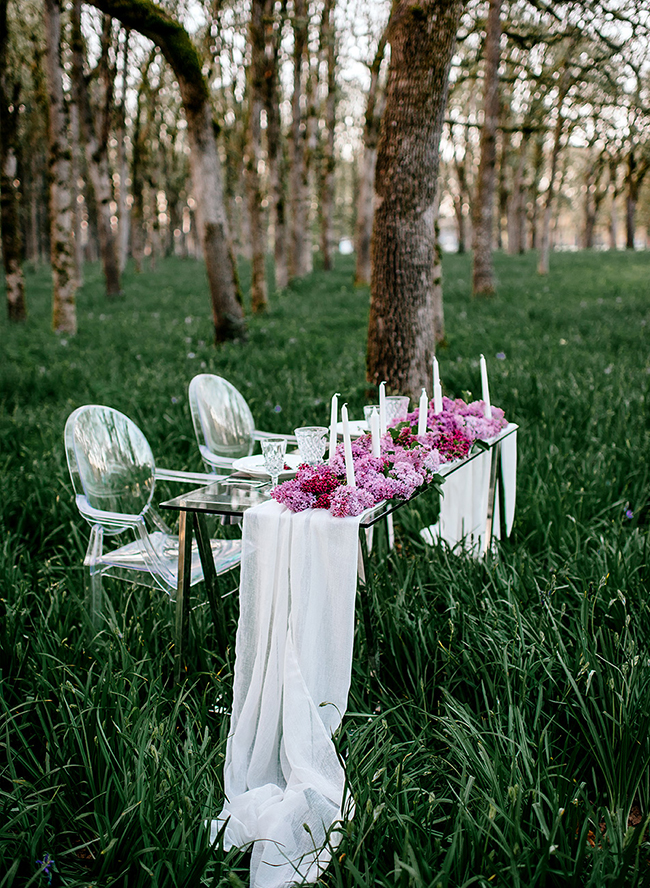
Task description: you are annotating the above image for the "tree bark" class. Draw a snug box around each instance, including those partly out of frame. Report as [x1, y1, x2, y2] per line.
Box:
[85, 0, 245, 342]
[261, 0, 288, 290]
[432, 190, 445, 345]
[354, 29, 387, 286]
[288, 0, 311, 278]
[116, 29, 131, 273]
[246, 0, 268, 312]
[368, 0, 464, 400]
[625, 150, 649, 251]
[538, 66, 571, 275]
[318, 0, 336, 271]
[471, 0, 501, 298]
[0, 0, 26, 321]
[507, 132, 527, 254]
[71, 3, 122, 297]
[44, 0, 78, 335]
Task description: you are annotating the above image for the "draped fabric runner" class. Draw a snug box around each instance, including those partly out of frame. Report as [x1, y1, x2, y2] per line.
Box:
[211, 499, 360, 888]
[421, 427, 518, 553]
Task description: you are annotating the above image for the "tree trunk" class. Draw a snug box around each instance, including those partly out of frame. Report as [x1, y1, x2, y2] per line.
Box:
[528, 133, 544, 250]
[71, 4, 121, 297]
[86, 0, 245, 342]
[471, 0, 501, 297]
[44, 0, 77, 335]
[432, 190, 445, 345]
[288, 0, 311, 278]
[116, 30, 131, 273]
[245, 0, 268, 312]
[354, 29, 387, 286]
[368, 0, 464, 400]
[0, 0, 26, 321]
[507, 132, 527, 254]
[69, 100, 85, 286]
[538, 67, 571, 275]
[624, 150, 649, 251]
[318, 0, 336, 271]
[262, 0, 288, 290]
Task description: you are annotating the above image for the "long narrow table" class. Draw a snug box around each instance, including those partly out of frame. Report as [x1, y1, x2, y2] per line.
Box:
[160, 423, 518, 680]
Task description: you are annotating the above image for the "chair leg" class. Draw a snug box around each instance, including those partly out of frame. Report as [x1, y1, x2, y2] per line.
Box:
[86, 524, 104, 630]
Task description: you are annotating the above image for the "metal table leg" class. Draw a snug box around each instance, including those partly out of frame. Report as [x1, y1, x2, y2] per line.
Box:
[174, 510, 193, 682]
[358, 529, 380, 682]
[194, 512, 229, 656]
[482, 440, 502, 557]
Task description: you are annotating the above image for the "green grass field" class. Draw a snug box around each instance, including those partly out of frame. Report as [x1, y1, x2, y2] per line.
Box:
[1, 249, 650, 887]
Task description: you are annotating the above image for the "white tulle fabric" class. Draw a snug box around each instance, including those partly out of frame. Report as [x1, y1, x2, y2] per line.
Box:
[421, 426, 517, 553]
[211, 499, 360, 888]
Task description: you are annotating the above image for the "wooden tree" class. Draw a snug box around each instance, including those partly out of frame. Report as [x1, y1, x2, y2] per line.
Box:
[471, 0, 501, 297]
[71, 2, 122, 297]
[85, 0, 244, 343]
[44, 0, 77, 334]
[245, 0, 268, 312]
[289, 0, 311, 278]
[318, 0, 336, 271]
[0, 0, 26, 321]
[354, 27, 387, 285]
[368, 0, 465, 400]
[261, 0, 288, 290]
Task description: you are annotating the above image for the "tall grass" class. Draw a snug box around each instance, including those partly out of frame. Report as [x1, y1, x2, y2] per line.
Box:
[1, 250, 650, 885]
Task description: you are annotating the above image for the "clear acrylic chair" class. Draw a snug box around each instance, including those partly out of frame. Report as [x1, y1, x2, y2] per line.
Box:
[64, 404, 242, 629]
[188, 373, 297, 474]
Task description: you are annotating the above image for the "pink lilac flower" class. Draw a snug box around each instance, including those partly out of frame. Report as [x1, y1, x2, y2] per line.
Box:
[271, 479, 316, 512]
[329, 485, 375, 517]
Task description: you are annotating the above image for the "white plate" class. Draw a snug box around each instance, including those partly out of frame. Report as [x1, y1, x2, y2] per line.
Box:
[232, 451, 302, 479]
[335, 419, 368, 438]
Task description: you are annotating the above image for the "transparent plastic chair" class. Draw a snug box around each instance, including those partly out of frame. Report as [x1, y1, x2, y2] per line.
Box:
[188, 374, 297, 474]
[64, 404, 242, 628]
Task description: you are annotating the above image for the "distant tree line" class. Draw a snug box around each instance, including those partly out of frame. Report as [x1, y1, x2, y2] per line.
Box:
[1, 0, 649, 396]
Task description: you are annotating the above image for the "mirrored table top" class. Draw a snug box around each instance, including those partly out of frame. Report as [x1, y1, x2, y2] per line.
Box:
[159, 424, 518, 529]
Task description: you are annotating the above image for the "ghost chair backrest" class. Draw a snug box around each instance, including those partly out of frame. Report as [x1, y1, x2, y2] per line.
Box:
[188, 374, 256, 471]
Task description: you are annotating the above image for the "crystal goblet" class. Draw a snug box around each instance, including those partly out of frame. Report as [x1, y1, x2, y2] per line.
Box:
[295, 426, 328, 466]
[385, 395, 410, 425]
[261, 438, 287, 488]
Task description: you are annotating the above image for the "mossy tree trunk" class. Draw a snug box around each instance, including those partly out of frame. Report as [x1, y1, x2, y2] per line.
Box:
[354, 29, 387, 286]
[71, 3, 122, 298]
[471, 0, 501, 298]
[318, 0, 336, 271]
[368, 0, 464, 401]
[44, 0, 77, 335]
[538, 66, 571, 276]
[262, 0, 288, 290]
[246, 0, 268, 312]
[0, 0, 26, 322]
[85, 0, 244, 342]
[288, 0, 311, 279]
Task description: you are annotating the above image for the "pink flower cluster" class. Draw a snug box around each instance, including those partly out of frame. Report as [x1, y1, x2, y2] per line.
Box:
[271, 396, 509, 517]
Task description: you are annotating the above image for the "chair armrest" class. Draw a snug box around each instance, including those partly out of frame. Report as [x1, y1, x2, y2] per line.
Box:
[253, 429, 298, 445]
[75, 495, 143, 530]
[155, 467, 221, 485]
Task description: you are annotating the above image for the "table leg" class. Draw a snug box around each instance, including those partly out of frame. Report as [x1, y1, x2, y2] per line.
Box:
[358, 529, 380, 683]
[194, 512, 229, 656]
[482, 440, 502, 557]
[174, 510, 193, 683]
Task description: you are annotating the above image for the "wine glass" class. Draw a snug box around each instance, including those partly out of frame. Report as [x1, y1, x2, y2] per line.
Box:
[261, 438, 287, 488]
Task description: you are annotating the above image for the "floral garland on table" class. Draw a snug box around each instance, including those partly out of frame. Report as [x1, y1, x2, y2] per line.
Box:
[271, 396, 509, 518]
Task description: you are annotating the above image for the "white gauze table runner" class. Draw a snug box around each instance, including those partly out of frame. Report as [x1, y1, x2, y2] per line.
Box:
[211, 498, 360, 888]
[421, 426, 517, 552]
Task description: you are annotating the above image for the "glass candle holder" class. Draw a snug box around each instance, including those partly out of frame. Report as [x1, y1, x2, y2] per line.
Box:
[295, 426, 328, 466]
[385, 395, 410, 425]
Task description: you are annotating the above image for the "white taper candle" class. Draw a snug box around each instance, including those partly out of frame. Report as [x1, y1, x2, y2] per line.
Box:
[328, 392, 340, 463]
[418, 388, 428, 437]
[434, 382, 443, 415]
[480, 354, 492, 419]
[379, 381, 387, 435]
[341, 403, 356, 486]
[370, 407, 381, 457]
[433, 355, 440, 391]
